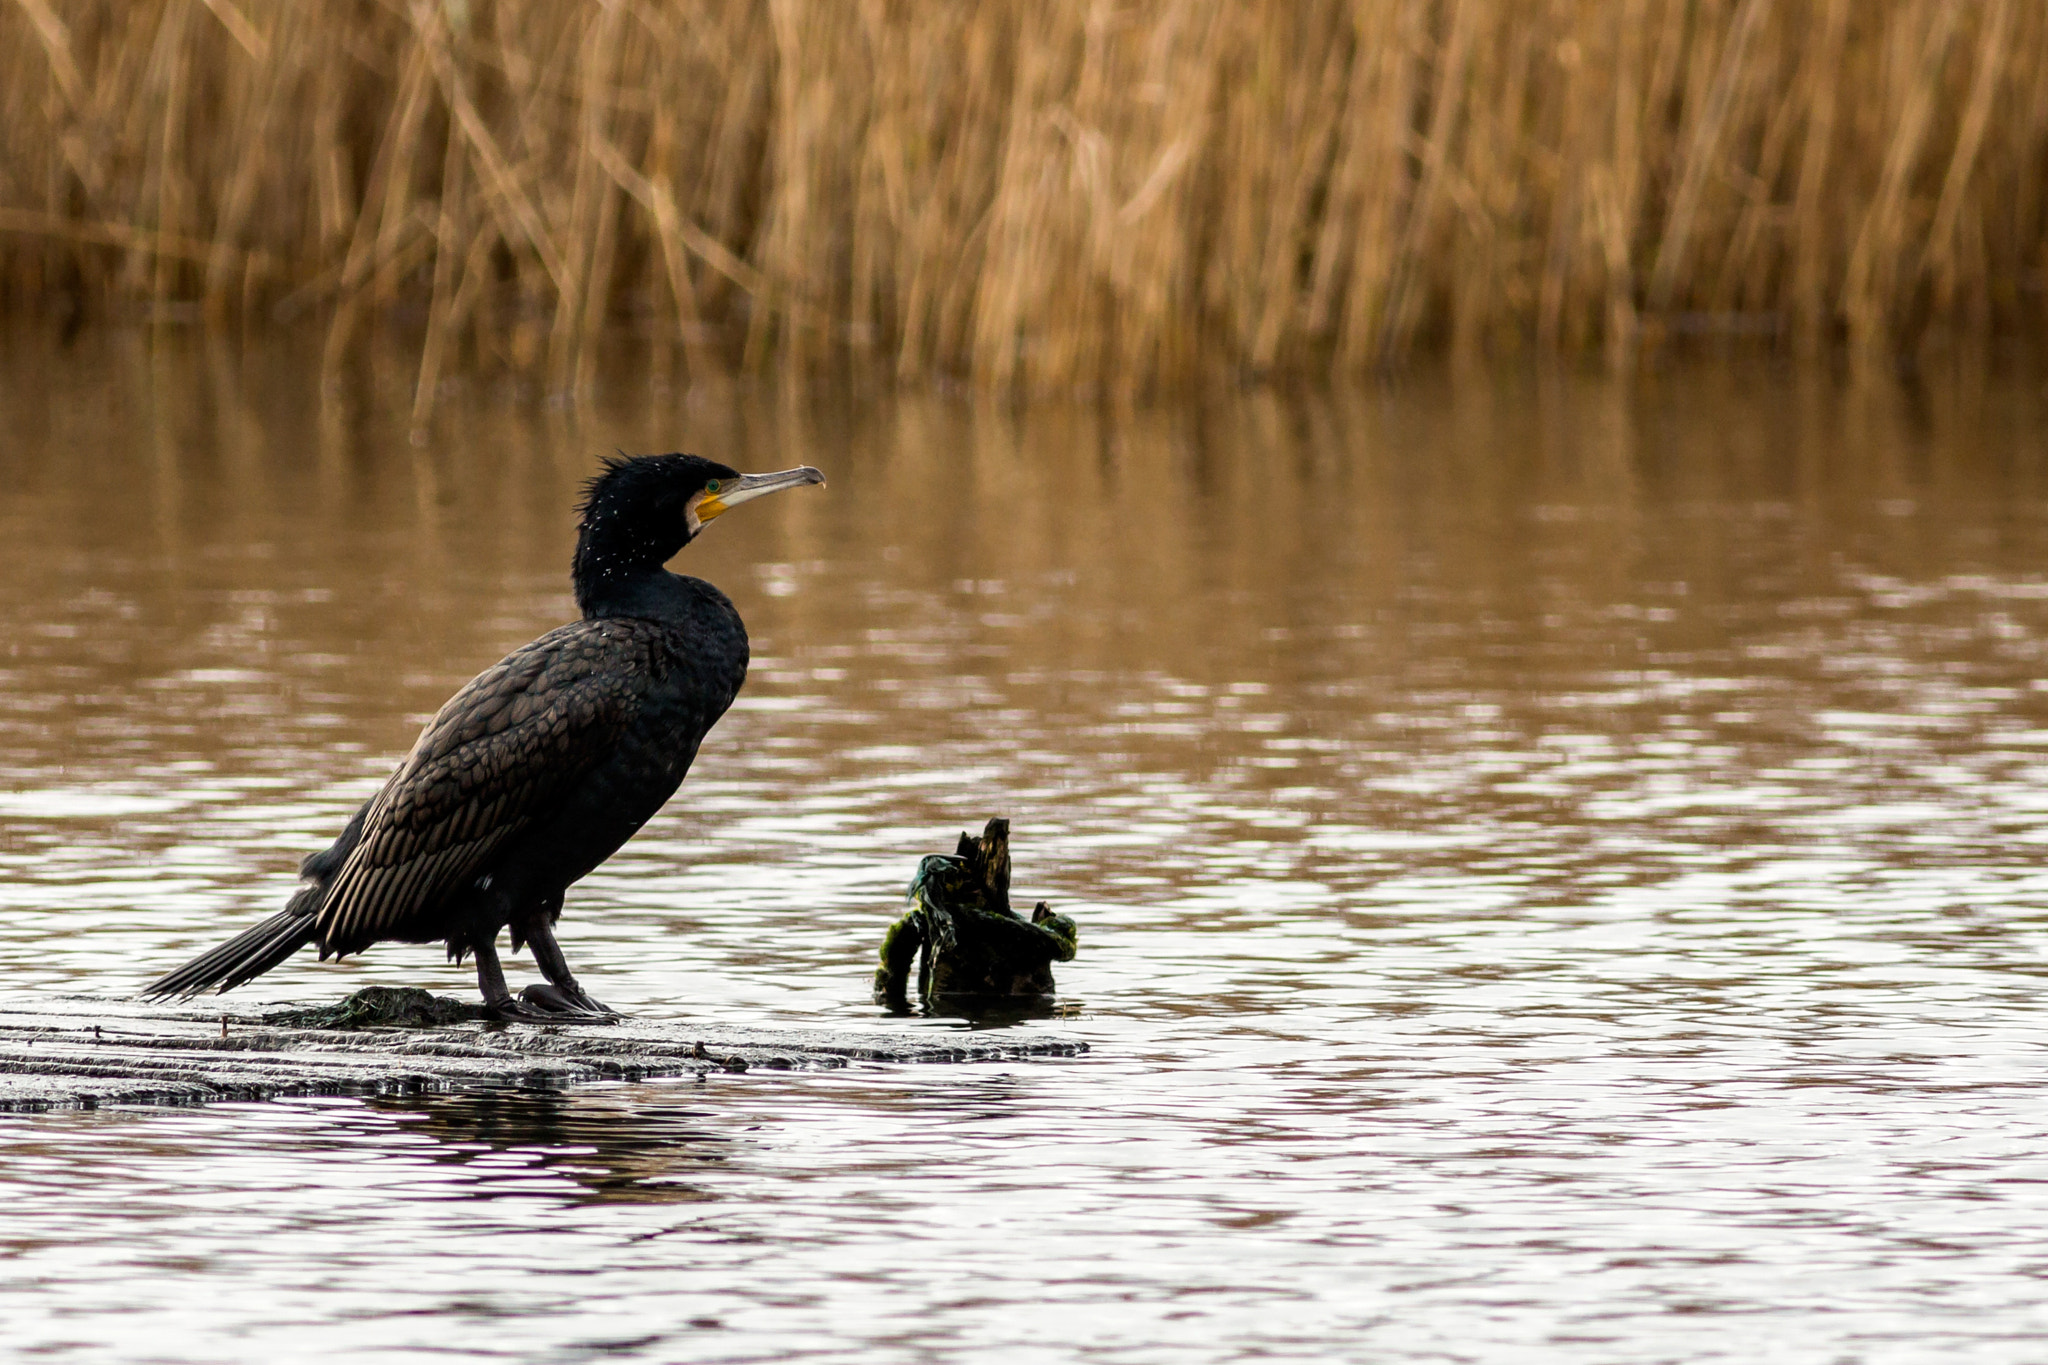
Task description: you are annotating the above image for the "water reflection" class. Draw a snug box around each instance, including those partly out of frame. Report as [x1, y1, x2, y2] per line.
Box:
[365, 1085, 732, 1206]
[6, 332, 2048, 1359]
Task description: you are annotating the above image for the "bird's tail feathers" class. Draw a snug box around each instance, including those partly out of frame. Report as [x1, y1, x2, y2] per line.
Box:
[140, 884, 321, 999]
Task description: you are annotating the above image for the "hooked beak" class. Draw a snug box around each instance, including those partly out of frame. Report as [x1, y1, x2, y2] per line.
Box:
[696, 465, 827, 523]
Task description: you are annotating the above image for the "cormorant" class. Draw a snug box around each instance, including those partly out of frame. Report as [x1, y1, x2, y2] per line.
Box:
[144, 453, 825, 1021]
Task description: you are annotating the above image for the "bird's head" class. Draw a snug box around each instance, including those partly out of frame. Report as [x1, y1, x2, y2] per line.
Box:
[573, 453, 825, 612]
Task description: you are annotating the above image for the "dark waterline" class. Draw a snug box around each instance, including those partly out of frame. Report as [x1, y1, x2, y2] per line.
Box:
[6, 333, 2048, 1360]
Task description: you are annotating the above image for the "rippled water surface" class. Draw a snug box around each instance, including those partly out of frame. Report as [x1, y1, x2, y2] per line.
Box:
[7, 335, 2048, 1361]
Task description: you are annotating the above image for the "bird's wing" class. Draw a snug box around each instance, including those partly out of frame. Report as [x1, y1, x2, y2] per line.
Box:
[315, 622, 662, 956]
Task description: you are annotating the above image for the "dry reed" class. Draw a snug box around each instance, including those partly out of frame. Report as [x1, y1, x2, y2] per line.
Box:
[2, 0, 2045, 398]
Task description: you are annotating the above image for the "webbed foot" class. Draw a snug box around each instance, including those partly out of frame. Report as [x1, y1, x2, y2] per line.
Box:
[485, 984, 620, 1024]
[521, 981, 620, 1022]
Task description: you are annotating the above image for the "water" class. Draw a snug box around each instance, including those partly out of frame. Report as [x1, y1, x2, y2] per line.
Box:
[6, 333, 2048, 1361]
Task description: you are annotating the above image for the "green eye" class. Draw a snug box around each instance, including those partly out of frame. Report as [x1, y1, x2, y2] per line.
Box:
[705, 479, 722, 494]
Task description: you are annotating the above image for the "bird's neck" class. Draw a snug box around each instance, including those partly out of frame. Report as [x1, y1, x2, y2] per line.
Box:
[572, 511, 692, 619]
[576, 563, 698, 622]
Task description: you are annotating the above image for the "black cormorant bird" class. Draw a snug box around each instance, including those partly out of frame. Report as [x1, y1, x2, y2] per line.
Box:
[144, 453, 825, 1021]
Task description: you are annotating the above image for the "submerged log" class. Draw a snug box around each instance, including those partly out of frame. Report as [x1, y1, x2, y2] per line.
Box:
[873, 818, 1078, 1014]
[0, 987, 1086, 1113]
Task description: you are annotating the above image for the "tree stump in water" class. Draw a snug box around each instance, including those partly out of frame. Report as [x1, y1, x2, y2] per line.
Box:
[872, 818, 1078, 1014]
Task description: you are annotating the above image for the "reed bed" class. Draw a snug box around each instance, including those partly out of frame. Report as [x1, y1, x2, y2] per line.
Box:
[1, 0, 2044, 397]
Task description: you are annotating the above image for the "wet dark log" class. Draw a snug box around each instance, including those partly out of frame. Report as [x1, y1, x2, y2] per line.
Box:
[873, 819, 1078, 1014]
[0, 988, 1085, 1113]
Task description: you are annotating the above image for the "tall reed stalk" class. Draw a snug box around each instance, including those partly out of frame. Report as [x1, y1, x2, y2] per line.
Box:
[1, 0, 2043, 396]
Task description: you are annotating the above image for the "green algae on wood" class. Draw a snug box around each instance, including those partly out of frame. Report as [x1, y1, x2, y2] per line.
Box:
[873, 819, 1078, 1014]
[261, 986, 493, 1030]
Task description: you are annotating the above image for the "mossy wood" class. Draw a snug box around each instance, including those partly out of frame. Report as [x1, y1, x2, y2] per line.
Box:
[0, 988, 1086, 1113]
[873, 819, 1078, 1012]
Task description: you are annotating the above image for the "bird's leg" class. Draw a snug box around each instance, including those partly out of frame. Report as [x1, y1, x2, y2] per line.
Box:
[471, 935, 520, 1015]
[520, 916, 620, 1020]
[474, 931, 612, 1024]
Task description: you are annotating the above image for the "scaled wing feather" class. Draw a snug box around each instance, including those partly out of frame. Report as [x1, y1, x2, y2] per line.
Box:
[314, 626, 654, 956]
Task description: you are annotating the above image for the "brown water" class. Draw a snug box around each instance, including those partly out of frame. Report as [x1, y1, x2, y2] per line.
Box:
[6, 333, 2048, 1361]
